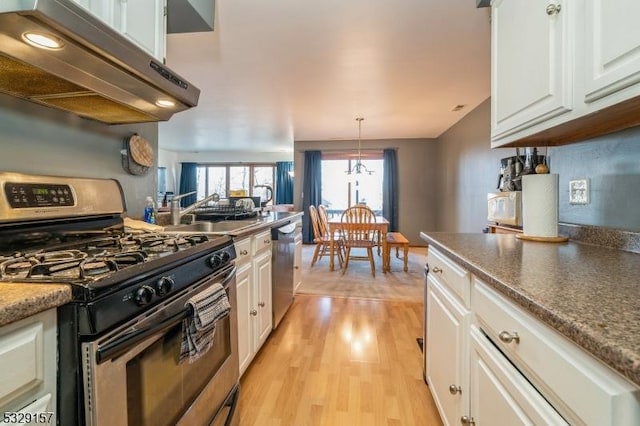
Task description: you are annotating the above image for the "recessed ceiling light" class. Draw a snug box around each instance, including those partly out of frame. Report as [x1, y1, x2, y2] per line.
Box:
[156, 99, 175, 108]
[23, 32, 64, 49]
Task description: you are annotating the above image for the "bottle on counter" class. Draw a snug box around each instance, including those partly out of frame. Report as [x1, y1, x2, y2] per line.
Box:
[143, 196, 156, 224]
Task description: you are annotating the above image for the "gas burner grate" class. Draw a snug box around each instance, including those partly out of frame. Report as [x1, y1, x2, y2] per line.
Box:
[0, 230, 216, 284]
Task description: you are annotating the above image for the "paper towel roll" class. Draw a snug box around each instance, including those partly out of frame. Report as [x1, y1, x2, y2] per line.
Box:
[522, 174, 559, 237]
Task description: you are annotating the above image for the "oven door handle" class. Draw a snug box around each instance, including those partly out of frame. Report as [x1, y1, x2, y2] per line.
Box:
[96, 266, 236, 363]
[96, 309, 187, 363]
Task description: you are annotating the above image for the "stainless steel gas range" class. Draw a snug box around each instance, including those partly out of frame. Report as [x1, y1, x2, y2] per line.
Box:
[0, 172, 240, 426]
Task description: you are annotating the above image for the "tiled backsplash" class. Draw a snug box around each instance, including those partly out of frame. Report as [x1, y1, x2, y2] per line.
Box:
[559, 223, 640, 254]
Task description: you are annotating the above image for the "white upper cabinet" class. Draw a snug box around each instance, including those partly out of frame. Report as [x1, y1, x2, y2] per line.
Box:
[70, 0, 166, 62]
[583, 0, 640, 103]
[113, 0, 167, 62]
[491, 0, 573, 142]
[491, 0, 640, 147]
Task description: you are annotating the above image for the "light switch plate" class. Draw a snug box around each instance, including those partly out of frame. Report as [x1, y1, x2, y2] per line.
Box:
[569, 179, 589, 204]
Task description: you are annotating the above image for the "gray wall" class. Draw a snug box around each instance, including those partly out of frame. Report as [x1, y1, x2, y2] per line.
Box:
[0, 93, 158, 218]
[294, 138, 438, 245]
[436, 99, 512, 232]
[435, 98, 640, 233]
[551, 131, 640, 232]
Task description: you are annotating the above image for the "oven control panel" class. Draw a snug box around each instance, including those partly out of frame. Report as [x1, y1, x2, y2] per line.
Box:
[4, 183, 75, 208]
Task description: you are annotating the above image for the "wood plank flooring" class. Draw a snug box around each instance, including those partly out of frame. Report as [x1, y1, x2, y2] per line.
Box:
[238, 294, 442, 425]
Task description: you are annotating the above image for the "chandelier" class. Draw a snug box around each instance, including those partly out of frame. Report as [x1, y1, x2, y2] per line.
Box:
[346, 117, 374, 176]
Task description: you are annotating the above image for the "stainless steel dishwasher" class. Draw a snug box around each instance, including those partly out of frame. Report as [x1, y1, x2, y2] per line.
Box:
[271, 219, 302, 328]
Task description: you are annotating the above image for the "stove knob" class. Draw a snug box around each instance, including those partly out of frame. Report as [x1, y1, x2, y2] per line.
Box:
[156, 276, 175, 296]
[220, 251, 231, 263]
[209, 254, 223, 268]
[134, 285, 155, 306]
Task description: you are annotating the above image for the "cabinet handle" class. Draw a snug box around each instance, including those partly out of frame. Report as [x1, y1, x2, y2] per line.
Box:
[264, 239, 271, 244]
[432, 266, 442, 273]
[460, 416, 476, 425]
[258, 302, 265, 307]
[545, 4, 561, 16]
[498, 330, 520, 344]
[240, 249, 248, 255]
[449, 384, 462, 395]
[250, 309, 258, 316]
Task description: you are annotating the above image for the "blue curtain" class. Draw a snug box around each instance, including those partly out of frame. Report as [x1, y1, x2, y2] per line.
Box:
[275, 161, 294, 204]
[383, 149, 399, 231]
[302, 151, 322, 243]
[178, 162, 198, 207]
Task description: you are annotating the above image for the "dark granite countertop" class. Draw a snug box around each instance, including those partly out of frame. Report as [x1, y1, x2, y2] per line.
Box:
[227, 211, 303, 238]
[0, 283, 72, 326]
[420, 232, 640, 388]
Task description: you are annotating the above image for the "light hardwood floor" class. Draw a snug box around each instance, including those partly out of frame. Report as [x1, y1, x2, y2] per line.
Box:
[238, 294, 443, 425]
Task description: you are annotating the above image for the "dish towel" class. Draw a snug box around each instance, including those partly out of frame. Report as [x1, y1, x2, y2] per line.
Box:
[179, 283, 231, 364]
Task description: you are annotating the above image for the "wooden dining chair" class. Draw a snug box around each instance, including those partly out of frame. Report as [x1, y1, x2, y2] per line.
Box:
[308, 205, 343, 268]
[340, 205, 377, 276]
[318, 204, 345, 260]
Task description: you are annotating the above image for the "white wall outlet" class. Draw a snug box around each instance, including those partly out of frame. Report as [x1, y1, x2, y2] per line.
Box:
[569, 179, 589, 204]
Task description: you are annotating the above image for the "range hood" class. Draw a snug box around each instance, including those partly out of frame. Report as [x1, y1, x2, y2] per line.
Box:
[0, 0, 200, 124]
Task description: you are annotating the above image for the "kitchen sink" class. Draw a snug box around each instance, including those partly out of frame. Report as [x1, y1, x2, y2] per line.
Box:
[164, 220, 261, 234]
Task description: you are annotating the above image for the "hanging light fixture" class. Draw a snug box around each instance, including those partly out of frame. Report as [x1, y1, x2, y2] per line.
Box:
[346, 117, 374, 176]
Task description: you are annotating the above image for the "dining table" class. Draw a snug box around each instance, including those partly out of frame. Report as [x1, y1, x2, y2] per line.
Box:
[327, 216, 390, 272]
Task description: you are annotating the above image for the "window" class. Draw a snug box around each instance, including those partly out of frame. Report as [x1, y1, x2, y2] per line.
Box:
[196, 164, 275, 204]
[321, 156, 383, 217]
[157, 167, 166, 203]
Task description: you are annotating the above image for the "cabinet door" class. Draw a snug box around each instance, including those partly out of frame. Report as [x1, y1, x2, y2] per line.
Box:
[293, 235, 303, 293]
[583, 0, 640, 103]
[253, 250, 273, 350]
[70, 0, 114, 25]
[426, 276, 470, 426]
[469, 326, 569, 426]
[491, 0, 573, 141]
[112, 0, 166, 61]
[235, 262, 253, 377]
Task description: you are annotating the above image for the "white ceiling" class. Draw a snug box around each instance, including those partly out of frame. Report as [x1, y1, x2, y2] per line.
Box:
[159, 0, 491, 153]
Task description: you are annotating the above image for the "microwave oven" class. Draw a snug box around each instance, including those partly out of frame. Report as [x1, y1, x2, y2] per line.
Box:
[487, 192, 522, 226]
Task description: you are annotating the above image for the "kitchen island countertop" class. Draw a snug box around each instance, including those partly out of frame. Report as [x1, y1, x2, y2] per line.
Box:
[420, 231, 640, 388]
[0, 283, 71, 326]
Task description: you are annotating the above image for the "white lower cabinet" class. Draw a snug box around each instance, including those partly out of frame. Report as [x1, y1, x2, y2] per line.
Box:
[235, 231, 273, 378]
[236, 260, 253, 377]
[253, 249, 273, 350]
[426, 248, 640, 426]
[426, 274, 470, 426]
[0, 309, 57, 425]
[293, 232, 303, 293]
[469, 325, 568, 426]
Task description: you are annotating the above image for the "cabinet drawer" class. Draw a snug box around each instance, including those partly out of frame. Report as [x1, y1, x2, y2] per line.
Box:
[472, 278, 640, 425]
[234, 237, 252, 264]
[470, 325, 568, 425]
[252, 229, 272, 255]
[428, 248, 471, 307]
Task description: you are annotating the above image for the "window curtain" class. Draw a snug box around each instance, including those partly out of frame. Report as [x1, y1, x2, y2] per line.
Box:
[383, 149, 399, 231]
[275, 161, 294, 204]
[302, 151, 322, 244]
[178, 162, 198, 207]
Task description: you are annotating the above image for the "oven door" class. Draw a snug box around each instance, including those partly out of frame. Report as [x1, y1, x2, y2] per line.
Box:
[81, 264, 239, 426]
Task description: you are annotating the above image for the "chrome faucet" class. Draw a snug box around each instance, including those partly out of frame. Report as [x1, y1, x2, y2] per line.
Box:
[170, 192, 220, 226]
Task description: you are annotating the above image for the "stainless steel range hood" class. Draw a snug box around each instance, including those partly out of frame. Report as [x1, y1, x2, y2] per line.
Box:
[0, 0, 200, 124]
